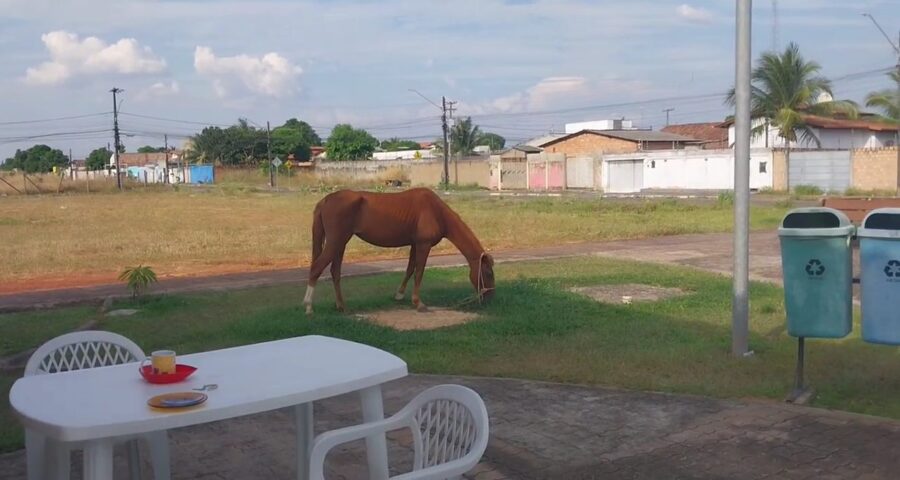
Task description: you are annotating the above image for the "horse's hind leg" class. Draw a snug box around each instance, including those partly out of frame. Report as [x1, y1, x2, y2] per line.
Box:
[305, 241, 343, 315]
[395, 245, 416, 301]
[412, 243, 432, 312]
[330, 241, 349, 312]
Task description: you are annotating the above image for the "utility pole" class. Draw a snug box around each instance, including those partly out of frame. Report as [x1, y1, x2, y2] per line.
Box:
[733, 0, 752, 357]
[267, 121, 274, 188]
[441, 96, 450, 188]
[663, 108, 675, 126]
[862, 13, 900, 192]
[447, 100, 458, 185]
[110, 87, 123, 190]
[408, 88, 449, 187]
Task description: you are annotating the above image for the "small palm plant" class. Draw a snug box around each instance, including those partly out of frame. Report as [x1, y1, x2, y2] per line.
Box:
[118, 265, 158, 300]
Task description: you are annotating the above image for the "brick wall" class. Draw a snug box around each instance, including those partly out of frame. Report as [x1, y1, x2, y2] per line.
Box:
[543, 132, 638, 155]
[409, 159, 491, 187]
[851, 147, 899, 192]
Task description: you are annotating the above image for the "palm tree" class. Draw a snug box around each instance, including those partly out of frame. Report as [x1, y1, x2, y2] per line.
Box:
[450, 117, 482, 156]
[727, 42, 858, 188]
[865, 70, 900, 123]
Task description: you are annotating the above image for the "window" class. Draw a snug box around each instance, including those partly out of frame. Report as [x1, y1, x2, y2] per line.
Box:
[759, 162, 768, 173]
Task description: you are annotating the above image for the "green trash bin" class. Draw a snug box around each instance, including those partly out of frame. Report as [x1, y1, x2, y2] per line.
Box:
[778, 207, 855, 338]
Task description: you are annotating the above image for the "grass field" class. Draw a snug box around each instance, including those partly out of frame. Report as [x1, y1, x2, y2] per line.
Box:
[3, 256, 900, 453]
[0, 188, 788, 288]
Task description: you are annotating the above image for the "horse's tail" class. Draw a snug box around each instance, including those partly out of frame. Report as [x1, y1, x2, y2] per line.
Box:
[311, 203, 325, 262]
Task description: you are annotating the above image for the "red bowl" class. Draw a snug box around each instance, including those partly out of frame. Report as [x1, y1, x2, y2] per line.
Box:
[139, 364, 197, 384]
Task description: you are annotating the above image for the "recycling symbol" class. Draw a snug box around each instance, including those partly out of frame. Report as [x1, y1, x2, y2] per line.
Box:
[884, 260, 900, 278]
[805, 259, 825, 276]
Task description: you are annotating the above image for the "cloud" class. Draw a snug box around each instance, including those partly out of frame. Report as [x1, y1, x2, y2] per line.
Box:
[136, 80, 179, 100]
[484, 76, 592, 113]
[193, 46, 302, 98]
[24, 31, 166, 85]
[676, 4, 714, 24]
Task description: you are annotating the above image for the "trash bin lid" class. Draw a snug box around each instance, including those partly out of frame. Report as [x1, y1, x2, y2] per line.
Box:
[778, 207, 855, 237]
[858, 208, 900, 239]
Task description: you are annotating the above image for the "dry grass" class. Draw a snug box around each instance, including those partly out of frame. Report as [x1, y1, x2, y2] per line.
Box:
[0, 190, 788, 287]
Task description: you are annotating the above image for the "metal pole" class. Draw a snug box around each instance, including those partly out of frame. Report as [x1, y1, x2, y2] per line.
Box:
[794, 337, 805, 392]
[732, 0, 752, 357]
[267, 121, 274, 188]
[164, 134, 169, 184]
[441, 97, 450, 188]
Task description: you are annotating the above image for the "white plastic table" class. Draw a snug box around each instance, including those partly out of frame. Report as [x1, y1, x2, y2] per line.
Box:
[10, 335, 408, 480]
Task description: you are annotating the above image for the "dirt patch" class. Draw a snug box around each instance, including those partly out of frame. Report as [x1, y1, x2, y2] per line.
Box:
[571, 283, 687, 304]
[356, 308, 478, 331]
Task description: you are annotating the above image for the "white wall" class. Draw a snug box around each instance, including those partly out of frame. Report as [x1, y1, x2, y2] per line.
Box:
[372, 149, 435, 161]
[728, 122, 897, 150]
[604, 148, 773, 191]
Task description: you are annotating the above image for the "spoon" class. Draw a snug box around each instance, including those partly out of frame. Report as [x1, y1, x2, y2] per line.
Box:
[192, 384, 218, 392]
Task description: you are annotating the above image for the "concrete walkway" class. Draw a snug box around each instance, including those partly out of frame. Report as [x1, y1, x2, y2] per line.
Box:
[0, 231, 784, 313]
[3, 375, 899, 479]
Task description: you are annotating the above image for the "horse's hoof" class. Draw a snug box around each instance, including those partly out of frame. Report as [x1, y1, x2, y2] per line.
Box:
[394, 292, 405, 301]
[416, 304, 429, 313]
[305, 305, 313, 315]
[335, 305, 345, 313]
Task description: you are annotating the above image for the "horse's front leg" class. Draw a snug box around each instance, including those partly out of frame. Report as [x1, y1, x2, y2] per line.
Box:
[412, 243, 432, 312]
[395, 245, 416, 301]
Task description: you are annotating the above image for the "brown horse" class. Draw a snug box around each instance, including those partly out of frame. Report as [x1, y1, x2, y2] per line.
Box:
[304, 188, 495, 314]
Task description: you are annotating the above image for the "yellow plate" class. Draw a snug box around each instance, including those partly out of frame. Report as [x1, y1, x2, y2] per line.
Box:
[147, 391, 207, 409]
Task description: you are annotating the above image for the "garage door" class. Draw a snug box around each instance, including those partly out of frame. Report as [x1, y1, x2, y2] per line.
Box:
[607, 160, 644, 193]
[566, 157, 595, 189]
[789, 151, 851, 192]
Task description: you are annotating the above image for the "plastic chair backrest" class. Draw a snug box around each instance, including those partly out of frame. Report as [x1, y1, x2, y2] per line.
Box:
[24, 331, 145, 376]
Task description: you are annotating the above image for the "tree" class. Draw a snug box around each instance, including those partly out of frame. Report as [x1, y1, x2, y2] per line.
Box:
[726, 42, 857, 188]
[449, 117, 482, 156]
[86, 147, 113, 171]
[188, 119, 267, 165]
[380, 138, 421, 151]
[137, 145, 166, 153]
[325, 124, 379, 161]
[865, 70, 900, 123]
[271, 118, 321, 159]
[1, 144, 68, 173]
[282, 118, 322, 145]
[477, 132, 506, 151]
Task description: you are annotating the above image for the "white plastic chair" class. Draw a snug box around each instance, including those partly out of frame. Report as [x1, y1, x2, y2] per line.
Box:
[310, 384, 490, 480]
[23, 331, 171, 480]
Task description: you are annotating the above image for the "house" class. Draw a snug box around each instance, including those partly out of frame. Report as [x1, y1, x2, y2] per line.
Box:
[722, 115, 898, 150]
[497, 145, 542, 160]
[523, 133, 565, 149]
[662, 123, 729, 149]
[112, 151, 182, 168]
[372, 149, 435, 161]
[537, 129, 703, 156]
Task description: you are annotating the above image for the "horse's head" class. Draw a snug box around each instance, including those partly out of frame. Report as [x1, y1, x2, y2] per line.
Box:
[471, 253, 495, 302]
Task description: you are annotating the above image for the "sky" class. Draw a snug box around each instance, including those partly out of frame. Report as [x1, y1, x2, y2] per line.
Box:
[0, 0, 897, 160]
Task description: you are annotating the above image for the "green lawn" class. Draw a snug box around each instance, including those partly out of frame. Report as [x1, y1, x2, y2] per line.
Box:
[4, 255, 899, 453]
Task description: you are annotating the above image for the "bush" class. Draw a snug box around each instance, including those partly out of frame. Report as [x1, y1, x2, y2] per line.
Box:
[792, 184, 823, 196]
[716, 190, 734, 207]
[118, 265, 158, 300]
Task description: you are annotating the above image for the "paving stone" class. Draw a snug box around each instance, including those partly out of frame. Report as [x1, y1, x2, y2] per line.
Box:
[3, 374, 900, 479]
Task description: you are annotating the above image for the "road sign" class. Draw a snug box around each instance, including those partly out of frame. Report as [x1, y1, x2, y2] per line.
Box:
[272, 157, 282, 167]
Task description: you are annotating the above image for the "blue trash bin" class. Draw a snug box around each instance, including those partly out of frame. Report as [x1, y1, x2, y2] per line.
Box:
[859, 208, 900, 345]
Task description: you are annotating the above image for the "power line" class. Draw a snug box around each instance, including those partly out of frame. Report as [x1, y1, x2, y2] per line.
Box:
[0, 112, 110, 126]
[118, 111, 232, 127]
